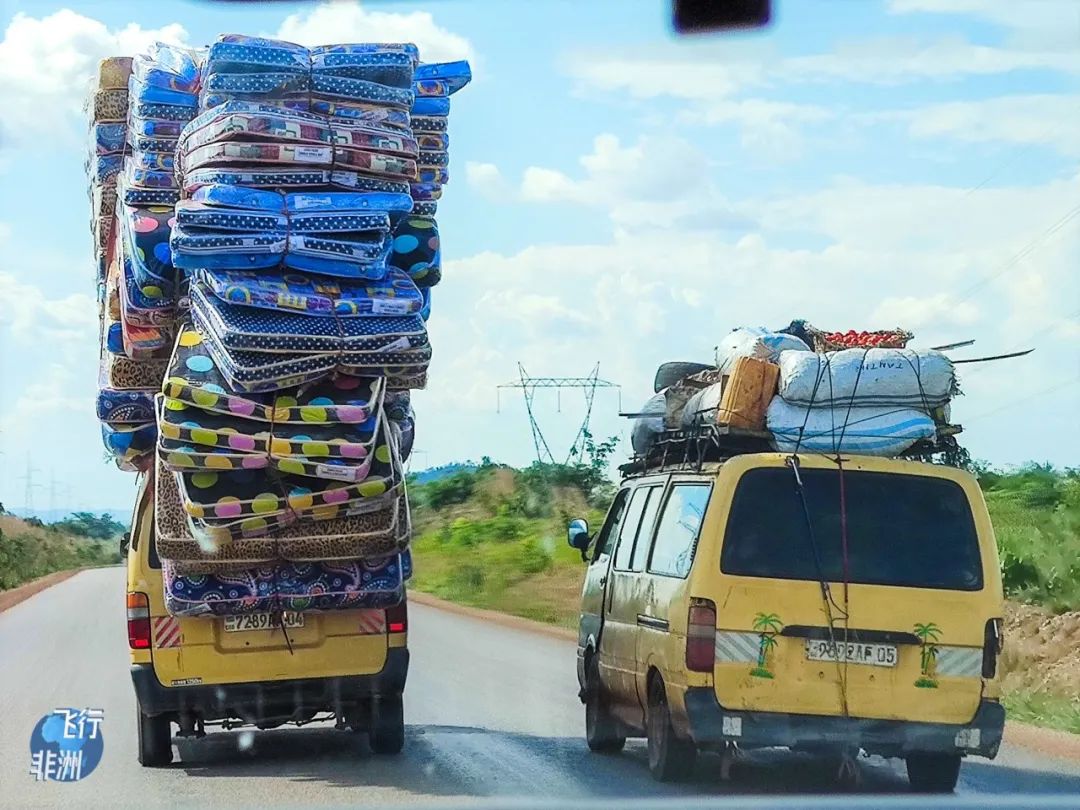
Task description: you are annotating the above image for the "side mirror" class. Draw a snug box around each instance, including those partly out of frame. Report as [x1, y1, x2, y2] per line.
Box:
[567, 518, 590, 562]
[119, 532, 130, 557]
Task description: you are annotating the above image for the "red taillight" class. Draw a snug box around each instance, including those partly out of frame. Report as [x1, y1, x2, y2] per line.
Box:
[983, 618, 1003, 678]
[386, 600, 408, 634]
[127, 592, 151, 650]
[686, 598, 717, 673]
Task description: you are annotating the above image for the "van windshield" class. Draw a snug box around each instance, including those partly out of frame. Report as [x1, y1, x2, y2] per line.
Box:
[720, 467, 983, 591]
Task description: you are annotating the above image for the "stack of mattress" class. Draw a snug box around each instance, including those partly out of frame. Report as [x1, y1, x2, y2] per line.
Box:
[87, 56, 133, 284]
[145, 35, 469, 617]
[394, 60, 472, 292]
[122, 43, 200, 208]
[96, 44, 202, 471]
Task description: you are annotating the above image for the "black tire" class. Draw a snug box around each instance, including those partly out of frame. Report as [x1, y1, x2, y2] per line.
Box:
[585, 655, 625, 753]
[646, 677, 696, 782]
[906, 753, 961, 793]
[136, 703, 172, 767]
[654, 361, 714, 393]
[369, 694, 405, 755]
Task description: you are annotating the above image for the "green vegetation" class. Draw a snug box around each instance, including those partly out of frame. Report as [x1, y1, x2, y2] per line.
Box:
[1002, 689, 1080, 736]
[979, 464, 1080, 613]
[0, 513, 122, 591]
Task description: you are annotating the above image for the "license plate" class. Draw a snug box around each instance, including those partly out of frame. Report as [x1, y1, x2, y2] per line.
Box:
[223, 612, 305, 633]
[805, 639, 897, 667]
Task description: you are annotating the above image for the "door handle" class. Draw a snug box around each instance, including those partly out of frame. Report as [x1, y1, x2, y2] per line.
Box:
[599, 576, 607, 586]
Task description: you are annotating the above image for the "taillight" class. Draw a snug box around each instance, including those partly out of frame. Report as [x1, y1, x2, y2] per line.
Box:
[686, 598, 717, 672]
[127, 592, 151, 650]
[982, 618, 1003, 678]
[386, 601, 408, 634]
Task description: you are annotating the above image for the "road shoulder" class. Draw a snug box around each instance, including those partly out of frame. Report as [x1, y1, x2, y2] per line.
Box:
[410, 589, 1080, 763]
[0, 570, 82, 614]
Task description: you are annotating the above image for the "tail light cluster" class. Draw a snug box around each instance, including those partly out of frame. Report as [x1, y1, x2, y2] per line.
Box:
[386, 601, 408, 634]
[127, 592, 151, 650]
[982, 618, 1003, 678]
[686, 598, 717, 672]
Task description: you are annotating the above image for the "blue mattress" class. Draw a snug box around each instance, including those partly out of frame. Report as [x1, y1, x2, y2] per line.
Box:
[199, 266, 423, 317]
[163, 553, 409, 617]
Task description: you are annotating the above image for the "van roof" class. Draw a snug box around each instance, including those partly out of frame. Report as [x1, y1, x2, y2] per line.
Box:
[620, 423, 964, 479]
[620, 449, 972, 484]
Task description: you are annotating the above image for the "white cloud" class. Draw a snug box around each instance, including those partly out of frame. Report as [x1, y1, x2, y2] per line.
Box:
[465, 161, 511, 198]
[871, 293, 980, 329]
[887, 94, 1080, 157]
[0, 271, 98, 346]
[888, 0, 1080, 50]
[276, 1, 475, 64]
[516, 133, 754, 232]
[0, 10, 188, 148]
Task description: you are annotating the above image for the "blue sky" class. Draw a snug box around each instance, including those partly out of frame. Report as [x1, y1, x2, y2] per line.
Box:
[0, 0, 1077, 513]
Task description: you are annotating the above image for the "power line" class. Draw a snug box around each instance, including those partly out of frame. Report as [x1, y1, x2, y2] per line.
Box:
[963, 376, 1080, 423]
[952, 202, 1080, 307]
[497, 364, 621, 465]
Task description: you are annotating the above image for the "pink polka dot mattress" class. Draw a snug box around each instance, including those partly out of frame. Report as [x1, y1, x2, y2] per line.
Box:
[154, 457, 410, 566]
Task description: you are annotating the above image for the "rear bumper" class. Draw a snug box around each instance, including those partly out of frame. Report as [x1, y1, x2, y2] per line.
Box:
[683, 688, 1005, 759]
[131, 647, 409, 719]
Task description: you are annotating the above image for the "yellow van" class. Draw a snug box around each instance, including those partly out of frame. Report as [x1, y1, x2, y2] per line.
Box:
[569, 452, 1005, 791]
[125, 473, 409, 767]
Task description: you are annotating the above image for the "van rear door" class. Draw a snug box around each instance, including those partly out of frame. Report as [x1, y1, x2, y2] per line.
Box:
[135, 483, 390, 687]
[708, 456, 996, 725]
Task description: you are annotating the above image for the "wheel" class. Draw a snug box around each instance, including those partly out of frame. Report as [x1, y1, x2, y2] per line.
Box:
[646, 676, 696, 782]
[369, 694, 405, 755]
[654, 361, 714, 393]
[136, 702, 172, 767]
[584, 655, 625, 753]
[906, 753, 961, 792]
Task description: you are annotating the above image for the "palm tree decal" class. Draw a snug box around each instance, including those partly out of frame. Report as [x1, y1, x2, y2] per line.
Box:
[750, 612, 783, 679]
[913, 621, 941, 689]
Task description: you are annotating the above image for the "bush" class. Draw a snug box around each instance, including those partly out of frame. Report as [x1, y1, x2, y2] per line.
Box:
[419, 471, 478, 510]
[519, 537, 552, 574]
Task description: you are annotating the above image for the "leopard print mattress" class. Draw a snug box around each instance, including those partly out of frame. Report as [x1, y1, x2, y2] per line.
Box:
[155, 459, 410, 571]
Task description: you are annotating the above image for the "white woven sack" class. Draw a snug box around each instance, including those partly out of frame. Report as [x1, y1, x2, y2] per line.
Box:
[779, 348, 955, 409]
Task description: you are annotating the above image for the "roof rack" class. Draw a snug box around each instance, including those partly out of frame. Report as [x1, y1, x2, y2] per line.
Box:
[619, 423, 964, 478]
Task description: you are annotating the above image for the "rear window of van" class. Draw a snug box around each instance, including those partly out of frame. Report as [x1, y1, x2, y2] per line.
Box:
[720, 467, 982, 591]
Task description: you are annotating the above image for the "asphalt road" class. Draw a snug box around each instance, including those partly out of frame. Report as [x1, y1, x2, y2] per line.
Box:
[1, 567, 1078, 808]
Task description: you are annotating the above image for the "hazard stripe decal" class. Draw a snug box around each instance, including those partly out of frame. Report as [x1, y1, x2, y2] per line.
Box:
[715, 631, 761, 663]
[357, 609, 386, 635]
[152, 616, 181, 648]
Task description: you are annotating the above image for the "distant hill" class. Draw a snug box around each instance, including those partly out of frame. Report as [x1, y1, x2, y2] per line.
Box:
[2, 508, 132, 524]
[408, 463, 478, 485]
[0, 514, 122, 590]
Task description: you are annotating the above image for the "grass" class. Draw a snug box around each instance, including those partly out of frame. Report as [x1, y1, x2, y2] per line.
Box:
[409, 462, 1080, 736]
[0, 514, 121, 591]
[1003, 689, 1080, 735]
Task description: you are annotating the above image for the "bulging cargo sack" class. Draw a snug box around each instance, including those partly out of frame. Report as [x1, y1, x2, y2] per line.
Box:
[779, 348, 955, 409]
[766, 397, 935, 456]
[716, 327, 809, 374]
[680, 383, 725, 429]
[631, 392, 667, 455]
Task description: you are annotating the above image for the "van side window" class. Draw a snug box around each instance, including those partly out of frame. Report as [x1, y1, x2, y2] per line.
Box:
[592, 489, 629, 562]
[648, 483, 711, 578]
[630, 487, 663, 572]
[613, 487, 650, 571]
